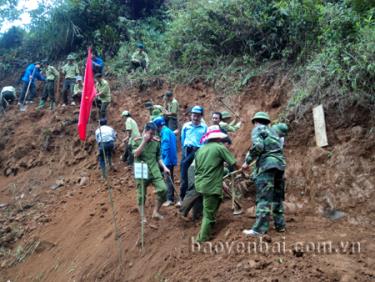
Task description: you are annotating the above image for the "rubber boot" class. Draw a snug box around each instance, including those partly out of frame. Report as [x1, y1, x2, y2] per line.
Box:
[37, 100, 45, 110]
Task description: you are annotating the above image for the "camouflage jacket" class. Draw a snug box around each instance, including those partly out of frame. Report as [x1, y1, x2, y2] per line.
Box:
[245, 124, 285, 173]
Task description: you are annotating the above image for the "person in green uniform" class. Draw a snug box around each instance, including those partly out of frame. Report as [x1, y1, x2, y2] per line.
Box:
[130, 43, 149, 73]
[195, 125, 237, 242]
[121, 110, 140, 165]
[38, 60, 59, 110]
[133, 122, 170, 220]
[72, 76, 83, 105]
[271, 122, 288, 149]
[242, 112, 286, 237]
[61, 54, 80, 106]
[94, 73, 111, 119]
[163, 90, 179, 131]
[220, 111, 242, 133]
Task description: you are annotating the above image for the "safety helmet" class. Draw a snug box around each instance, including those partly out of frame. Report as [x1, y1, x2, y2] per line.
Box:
[153, 116, 166, 127]
[76, 75, 83, 82]
[144, 101, 153, 109]
[121, 110, 130, 117]
[221, 111, 232, 120]
[67, 54, 75, 60]
[251, 111, 270, 124]
[165, 91, 173, 97]
[272, 123, 288, 137]
[191, 105, 204, 115]
[99, 118, 107, 126]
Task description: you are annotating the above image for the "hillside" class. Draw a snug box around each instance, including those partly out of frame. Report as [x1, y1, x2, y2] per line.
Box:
[0, 72, 374, 281]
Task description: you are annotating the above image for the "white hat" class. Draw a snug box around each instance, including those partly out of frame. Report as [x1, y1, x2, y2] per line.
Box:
[200, 125, 228, 143]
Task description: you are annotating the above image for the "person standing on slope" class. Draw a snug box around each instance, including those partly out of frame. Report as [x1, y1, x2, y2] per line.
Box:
[242, 112, 286, 237]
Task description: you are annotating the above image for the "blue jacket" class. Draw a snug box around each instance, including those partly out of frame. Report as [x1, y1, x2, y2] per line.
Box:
[181, 121, 207, 148]
[21, 64, 45, 84]
[160, 126, 178, 166]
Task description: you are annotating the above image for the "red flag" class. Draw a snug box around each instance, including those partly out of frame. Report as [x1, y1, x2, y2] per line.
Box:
[78, 48, 96, 141]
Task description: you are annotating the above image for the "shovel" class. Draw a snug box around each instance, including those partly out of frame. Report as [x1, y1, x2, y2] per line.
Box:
[19, 67, 37, 112]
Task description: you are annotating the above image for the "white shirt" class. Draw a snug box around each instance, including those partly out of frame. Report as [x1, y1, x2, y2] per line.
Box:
[95, 125, 117, 143]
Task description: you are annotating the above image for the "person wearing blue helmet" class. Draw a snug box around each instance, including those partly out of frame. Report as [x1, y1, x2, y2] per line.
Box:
[153, 116, 178, 206]
[178, 105, 207, 206]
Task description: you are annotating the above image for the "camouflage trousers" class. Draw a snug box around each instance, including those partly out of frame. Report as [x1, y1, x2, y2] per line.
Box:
[252, 168, 285, 234]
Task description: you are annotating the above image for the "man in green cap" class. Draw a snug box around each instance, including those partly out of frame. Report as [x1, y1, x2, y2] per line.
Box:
[133, 122, 170, 220]
[61, 54, 80, 106]
[38, 60, 59, 110]
[94, 73, 111, 119]
[121, 110, 140, 165]
[163, 90, 179, 131]
[242, 112, 286, 237]
[220, 111, 242, 133]
[195, 125, 237, 242]
[130, 43, 149, 73]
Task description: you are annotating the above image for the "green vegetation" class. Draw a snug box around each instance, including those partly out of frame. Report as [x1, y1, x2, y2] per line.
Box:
[0, 0, 374, 114]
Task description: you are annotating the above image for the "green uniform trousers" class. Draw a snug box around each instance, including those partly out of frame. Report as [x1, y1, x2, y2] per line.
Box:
[252, 168, 285, 234]
[196, 194, 221, 242]
[136, 177, 167, 206]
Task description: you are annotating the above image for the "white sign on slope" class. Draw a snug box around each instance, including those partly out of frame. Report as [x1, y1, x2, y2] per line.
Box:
[134, 162, 148, 179]
[313, 105, 329, 147]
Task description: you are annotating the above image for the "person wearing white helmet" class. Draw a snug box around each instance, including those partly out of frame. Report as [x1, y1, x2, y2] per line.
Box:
[178, 105, 207, 206]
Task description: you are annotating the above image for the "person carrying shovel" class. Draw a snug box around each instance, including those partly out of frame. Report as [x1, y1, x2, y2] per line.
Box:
[19, 61, 45, 106]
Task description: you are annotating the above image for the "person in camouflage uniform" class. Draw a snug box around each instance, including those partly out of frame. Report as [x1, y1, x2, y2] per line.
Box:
[271, 122, 288, 149]
[61, 54, 80, 106]
[133, 122, 170, 220]
[38, 60, 59, 110]
[242, 112, 286, 237]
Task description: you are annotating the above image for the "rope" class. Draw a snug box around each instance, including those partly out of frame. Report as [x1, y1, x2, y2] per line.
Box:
[93, 97, 124, 270]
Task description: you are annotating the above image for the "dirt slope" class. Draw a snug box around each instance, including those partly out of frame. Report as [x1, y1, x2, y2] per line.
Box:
[0, 73, 374, 281]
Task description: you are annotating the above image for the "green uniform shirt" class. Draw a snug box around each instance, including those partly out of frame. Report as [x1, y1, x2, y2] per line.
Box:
[125, 117, 140, 144]
[62, 63, 79, 79]
[45, 65, 59, 81]
[73, 83, 82, 96]
[245, 124, 286, 173]
[133, 139, 162, 180]
[219, 120, 241, 133]
[195, 142, 236, 196]
[166, 98, 179, 116]
[131, 50, 149, 67]
[96, 79, 111, 103]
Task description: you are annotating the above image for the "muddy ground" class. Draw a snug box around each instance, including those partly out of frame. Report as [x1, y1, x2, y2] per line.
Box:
[0, 73, 374, 281]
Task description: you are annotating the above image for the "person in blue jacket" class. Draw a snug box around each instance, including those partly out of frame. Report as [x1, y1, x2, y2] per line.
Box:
[92, 53, 104, 75]
[153, 116, 178, 206]
[19, 62, 45, 105]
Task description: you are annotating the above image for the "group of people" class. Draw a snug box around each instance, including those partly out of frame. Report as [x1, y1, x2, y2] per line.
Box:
[95, 88, 289, 243]
[1, 42, 148, 113]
